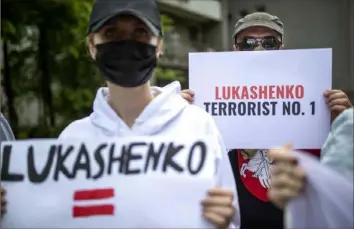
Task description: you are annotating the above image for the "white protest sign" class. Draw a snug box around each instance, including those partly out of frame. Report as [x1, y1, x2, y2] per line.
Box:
[189, 48, 332, 149]
[0, 137, 216, 228]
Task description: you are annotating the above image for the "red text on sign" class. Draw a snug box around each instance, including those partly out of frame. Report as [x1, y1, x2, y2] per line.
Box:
[215, 85, 305, 100]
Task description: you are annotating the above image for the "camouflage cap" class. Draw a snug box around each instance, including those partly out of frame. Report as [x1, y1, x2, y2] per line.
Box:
[232, 12, 284, 39]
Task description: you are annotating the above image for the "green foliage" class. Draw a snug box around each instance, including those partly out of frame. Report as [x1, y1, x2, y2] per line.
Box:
[161, 14, 174, 33]
[154, 67, 186, 84]
[1, 0, 185, 138]
[154, 14, 186, 85]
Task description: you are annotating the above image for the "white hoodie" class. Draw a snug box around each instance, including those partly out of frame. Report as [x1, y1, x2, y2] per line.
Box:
[59, 81, 240, 228]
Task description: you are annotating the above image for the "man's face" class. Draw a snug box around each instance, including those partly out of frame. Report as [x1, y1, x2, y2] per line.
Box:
[232, 26, 283, 51]
[88, 15, 162, 59]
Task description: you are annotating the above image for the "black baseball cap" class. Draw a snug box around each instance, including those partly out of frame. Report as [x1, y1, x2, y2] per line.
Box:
[88, 0, 162, 37]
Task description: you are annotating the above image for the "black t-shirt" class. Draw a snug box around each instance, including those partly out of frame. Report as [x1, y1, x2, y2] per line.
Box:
[228, 149, 283, 229]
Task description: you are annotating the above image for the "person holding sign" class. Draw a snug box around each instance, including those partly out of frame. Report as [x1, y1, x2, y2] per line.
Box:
[181, 12, 353, 229]
[267, 108, 354, 228]
[58, 0, 238, 228]
[269, 107, 354, 208]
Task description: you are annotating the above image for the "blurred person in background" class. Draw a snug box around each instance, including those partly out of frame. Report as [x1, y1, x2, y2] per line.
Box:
[58, 0, 238, 228]
[0, 112, 15, 217]
[268, 107, 354, 228]
[181, 12, 353, 229]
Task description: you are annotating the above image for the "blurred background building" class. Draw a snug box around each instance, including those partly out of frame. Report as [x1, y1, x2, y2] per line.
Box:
[1, 0, 353, 137]
[157, 0, 354, 98]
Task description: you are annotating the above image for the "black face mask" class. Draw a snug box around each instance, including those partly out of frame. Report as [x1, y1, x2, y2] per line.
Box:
[95, 40, 157, 87]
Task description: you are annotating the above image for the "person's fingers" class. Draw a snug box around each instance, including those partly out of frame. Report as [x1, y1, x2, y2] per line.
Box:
[271, 162, 296, 175]
[268, 144, 296, 163]
[326, 92, 352, 109]
[271, 174, 304, 192]
[203, 211, 227, 228]
[180, 89, 194, 103]
[268, 165, 305, 209]
[271, 184, 301, 200]
[326, 92, 343, 101]
[181, 93, 193, 103]
[203, 206, 234, 218]
[328, 97, 349, 108]
[268, 148, 290, 161]
[284, 142, 293, 149]
[330, 105, 347, 113]
[181, 89, 195, 97]
[202, 196, 233, 207]
[1, 208, 6, 216]
[1, 197, 7, 217]
[271, 167, 305, 192]
[208, 188, 233, 198]
[0, 207, 7, 218]
[268, 188, 297, 209]
[180, 92, 194, 103]
[1, 198, 7, 206]
[0, 187, 6, 203]
[325, 91, 346, 102]
[292, 166, 306, 181]
[272, 162, 305, 178]
[323, 89, 341, 97]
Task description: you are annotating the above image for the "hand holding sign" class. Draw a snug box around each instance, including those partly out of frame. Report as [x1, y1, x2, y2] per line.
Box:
[180, 89, 194, 104]
[267, 144, 306, 209]
[324, 89, 353, 121]
[1, 186, 6, 217]
[202, 188, 235, 229]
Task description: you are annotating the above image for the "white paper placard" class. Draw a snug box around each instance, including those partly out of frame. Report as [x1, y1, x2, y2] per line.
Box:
[0, 137, 216, 228]
[189, 48, 332, 149]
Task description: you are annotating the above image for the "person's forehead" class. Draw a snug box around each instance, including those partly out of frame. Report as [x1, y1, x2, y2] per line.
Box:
[237, 26, 279, 39]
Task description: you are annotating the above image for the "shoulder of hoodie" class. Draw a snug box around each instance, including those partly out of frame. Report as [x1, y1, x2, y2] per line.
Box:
[58, 104, 221, 139]
[180, 103, 221, 137]
[181, 104, 225, 159]
[58, 117, 96, 139]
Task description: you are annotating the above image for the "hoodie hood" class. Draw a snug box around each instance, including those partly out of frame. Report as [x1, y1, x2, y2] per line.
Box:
[90, 81, 188, 136]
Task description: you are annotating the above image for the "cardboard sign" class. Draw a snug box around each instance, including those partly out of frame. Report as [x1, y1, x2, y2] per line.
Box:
[0, 137, 216, 228]
[189, 48, 332, 149]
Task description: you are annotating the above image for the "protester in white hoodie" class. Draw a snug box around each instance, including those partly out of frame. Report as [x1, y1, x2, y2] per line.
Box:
[59, 0, 238, 228]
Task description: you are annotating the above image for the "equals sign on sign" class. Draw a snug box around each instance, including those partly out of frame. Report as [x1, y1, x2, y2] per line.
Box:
[72, 188, 115, 218]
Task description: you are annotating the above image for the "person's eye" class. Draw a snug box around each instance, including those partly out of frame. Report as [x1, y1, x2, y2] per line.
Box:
[133, 28, 149, 38]
[104, 27, 117, 38]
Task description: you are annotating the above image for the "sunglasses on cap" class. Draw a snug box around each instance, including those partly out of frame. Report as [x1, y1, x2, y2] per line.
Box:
[235, 36, 281, 51]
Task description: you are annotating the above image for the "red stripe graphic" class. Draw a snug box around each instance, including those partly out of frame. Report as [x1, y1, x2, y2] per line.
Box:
[72, 205, 114, 217]
[72, 188, 115, 218]
[73, 188, 114, 201]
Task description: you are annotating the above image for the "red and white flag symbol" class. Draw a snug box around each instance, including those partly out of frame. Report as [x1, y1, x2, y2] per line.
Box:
[72, 188, 115, 218]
